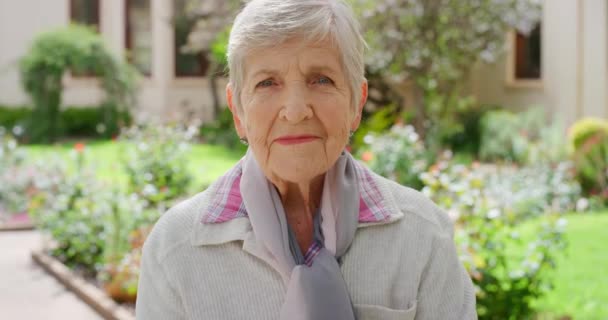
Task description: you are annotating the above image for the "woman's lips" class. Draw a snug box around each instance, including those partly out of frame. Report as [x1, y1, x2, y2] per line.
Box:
[274, 135, 320, 145]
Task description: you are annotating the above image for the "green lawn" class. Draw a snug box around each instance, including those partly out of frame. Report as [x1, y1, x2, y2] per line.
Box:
[23, 140, 244, 195]
[530, 211, 608, 319]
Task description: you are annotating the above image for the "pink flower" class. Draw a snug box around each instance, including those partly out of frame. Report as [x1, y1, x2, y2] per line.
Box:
[361, 151, 374, 163]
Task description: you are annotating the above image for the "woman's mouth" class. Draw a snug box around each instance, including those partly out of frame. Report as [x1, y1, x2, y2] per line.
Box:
[274, 135, 320, 145]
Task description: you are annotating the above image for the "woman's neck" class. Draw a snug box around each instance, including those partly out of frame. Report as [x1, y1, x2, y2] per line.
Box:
[273, 174, 325, 251]
[277, 174, 324, 216]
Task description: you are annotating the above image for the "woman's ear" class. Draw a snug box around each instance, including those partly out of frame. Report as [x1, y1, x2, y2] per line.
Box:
[226, 83, 246, 138]
[350, 81, 368, 132]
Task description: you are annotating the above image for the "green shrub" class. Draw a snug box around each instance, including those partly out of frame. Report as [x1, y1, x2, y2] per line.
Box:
[350, 104, 403, 153]
[199, 107, 246, 152]
[0, 105, 131, 141]
[568, 118, 608, 201]
[28, 154, 107, 275]
[479, 107, 567, 165]
[443, 104, 496, 156]
[420, 156, 568, 319]
[121, 125, 196, 208]
[361, 124, 430, 190]
[0, 128, 28, 214]
[29, 147, 160, 279]
[0, 106, 31, 133]
[61, 104, 131, 138]
[19, 24, 137, 143]
[479, 110, 528, 163]
[568, 118, 608, 150]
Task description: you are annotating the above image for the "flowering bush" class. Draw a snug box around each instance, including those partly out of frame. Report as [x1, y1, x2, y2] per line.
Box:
[121, 125, 197, 207]
[30, 144, 161, 283]
[420, 154, 570, 319]
[360, 124, 430, 189]
[568, 118, 608, 203]
[0, 127, 27, 215]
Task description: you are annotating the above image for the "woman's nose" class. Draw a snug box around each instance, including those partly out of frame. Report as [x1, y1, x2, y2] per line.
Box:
[279, 84, 313, 123]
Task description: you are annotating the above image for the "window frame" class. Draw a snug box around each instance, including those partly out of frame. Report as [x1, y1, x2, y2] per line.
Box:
[505, 24, 544, 89]
[69, 0, 101, 30]
[125, 0, 153, 77]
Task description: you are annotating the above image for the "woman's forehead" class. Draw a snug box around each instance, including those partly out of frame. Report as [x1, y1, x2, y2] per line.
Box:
[244, 39, 344, 79]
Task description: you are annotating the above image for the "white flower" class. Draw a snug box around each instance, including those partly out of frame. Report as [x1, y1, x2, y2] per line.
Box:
[142, 184, 157, 196]
[96, 123, 106, 134]
[487, 208, 501, 219]
[447, 209, 460, 221]
[576, 198, 589, 212]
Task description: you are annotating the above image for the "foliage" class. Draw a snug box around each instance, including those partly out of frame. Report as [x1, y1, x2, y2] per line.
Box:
[479, 107, 567, 165]
[28, 151, 107, 275]
[199, 107, 247, 152]
[353, 0, 541, 146]
[532, 211, 608, 319]
[568, 118, 608, 150]
[419, 155, 569, 319]
[0, 106, 31, 135]
[443, 104, 496, 156]
[568, 118, 608, 202]
[0, 105, 131, 141]
[0, 128, 28, 215]
[98, 225, 151, 301]
[121, 125, 197, 208]
[361, 124, 430, 189]
[19, 24, 138, 143]
[350, 104, 404, 153]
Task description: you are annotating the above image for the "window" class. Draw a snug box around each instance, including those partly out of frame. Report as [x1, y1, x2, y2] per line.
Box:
[174, 0, 210, 77]
[70, 0, 100, 76]
[126, 0, 153, 76]
[70, 0, 100, 30]
[514, 23, 541, 80]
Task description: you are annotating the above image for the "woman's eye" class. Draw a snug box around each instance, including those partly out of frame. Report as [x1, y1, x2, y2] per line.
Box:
[257, 79, 274, 88]
[315, 76, 334, 85]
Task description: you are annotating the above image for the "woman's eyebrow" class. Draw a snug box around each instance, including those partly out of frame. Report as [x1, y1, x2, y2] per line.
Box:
[250, 68, 280, 79]
[306, 65, 339, 75]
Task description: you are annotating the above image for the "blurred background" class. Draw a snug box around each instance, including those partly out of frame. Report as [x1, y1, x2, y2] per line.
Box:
[0, 0, 606, 319]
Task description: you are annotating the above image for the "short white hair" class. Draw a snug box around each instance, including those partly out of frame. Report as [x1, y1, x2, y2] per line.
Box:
[227, 0, 366, 112]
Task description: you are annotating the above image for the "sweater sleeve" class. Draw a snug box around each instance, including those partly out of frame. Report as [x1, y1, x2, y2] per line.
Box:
[414, 222, 478, 319]
[135, 235, 186, 320]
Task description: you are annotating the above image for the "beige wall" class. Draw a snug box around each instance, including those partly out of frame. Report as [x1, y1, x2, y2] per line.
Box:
[0, 0, 221, 124]
[470, 0, 608, 127]
[0, 0, 69, 105]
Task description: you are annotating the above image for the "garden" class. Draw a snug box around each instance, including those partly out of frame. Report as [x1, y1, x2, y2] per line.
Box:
[1, 1, 607, 319]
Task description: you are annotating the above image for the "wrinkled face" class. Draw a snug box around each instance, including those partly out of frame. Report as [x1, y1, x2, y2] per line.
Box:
[227, 38, 367, 184]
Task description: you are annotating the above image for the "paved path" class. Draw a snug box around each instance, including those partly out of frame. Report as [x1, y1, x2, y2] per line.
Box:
[0, 230, 103, 320]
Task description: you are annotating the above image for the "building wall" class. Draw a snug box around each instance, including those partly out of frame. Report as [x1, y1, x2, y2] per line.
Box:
[0, 0, 69, 105]
[0, 0, 222, 125]
[470, 0, 608, 127]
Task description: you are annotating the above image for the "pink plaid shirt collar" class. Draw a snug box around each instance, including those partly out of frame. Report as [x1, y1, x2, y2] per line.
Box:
[201, 159, 391, 224]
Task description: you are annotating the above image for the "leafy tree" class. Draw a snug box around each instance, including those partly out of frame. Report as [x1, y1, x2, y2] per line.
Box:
[353, 0, 541, 147]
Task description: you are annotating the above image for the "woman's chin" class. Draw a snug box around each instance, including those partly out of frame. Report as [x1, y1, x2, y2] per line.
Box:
[269, 159, 327, 184]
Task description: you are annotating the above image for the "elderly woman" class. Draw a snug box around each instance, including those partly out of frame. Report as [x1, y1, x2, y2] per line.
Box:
[136, 0, 476, 319]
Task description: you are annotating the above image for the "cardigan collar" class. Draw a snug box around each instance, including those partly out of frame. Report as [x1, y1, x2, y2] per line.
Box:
[191, 157, 403, 247]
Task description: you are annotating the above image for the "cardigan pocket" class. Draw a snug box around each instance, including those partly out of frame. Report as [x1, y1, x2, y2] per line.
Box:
[354, 300, 417, 320]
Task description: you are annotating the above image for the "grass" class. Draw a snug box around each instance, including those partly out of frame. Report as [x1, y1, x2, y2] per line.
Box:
[536, 211, 608, 319]
[22, 139, 244, 195]
[526, 211, 608, 319]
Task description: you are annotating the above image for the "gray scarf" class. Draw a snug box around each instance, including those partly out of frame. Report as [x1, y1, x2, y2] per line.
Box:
[240, 150, 359, 320]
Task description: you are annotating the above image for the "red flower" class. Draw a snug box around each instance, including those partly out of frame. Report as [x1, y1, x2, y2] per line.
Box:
[74, 142, 86, 153]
